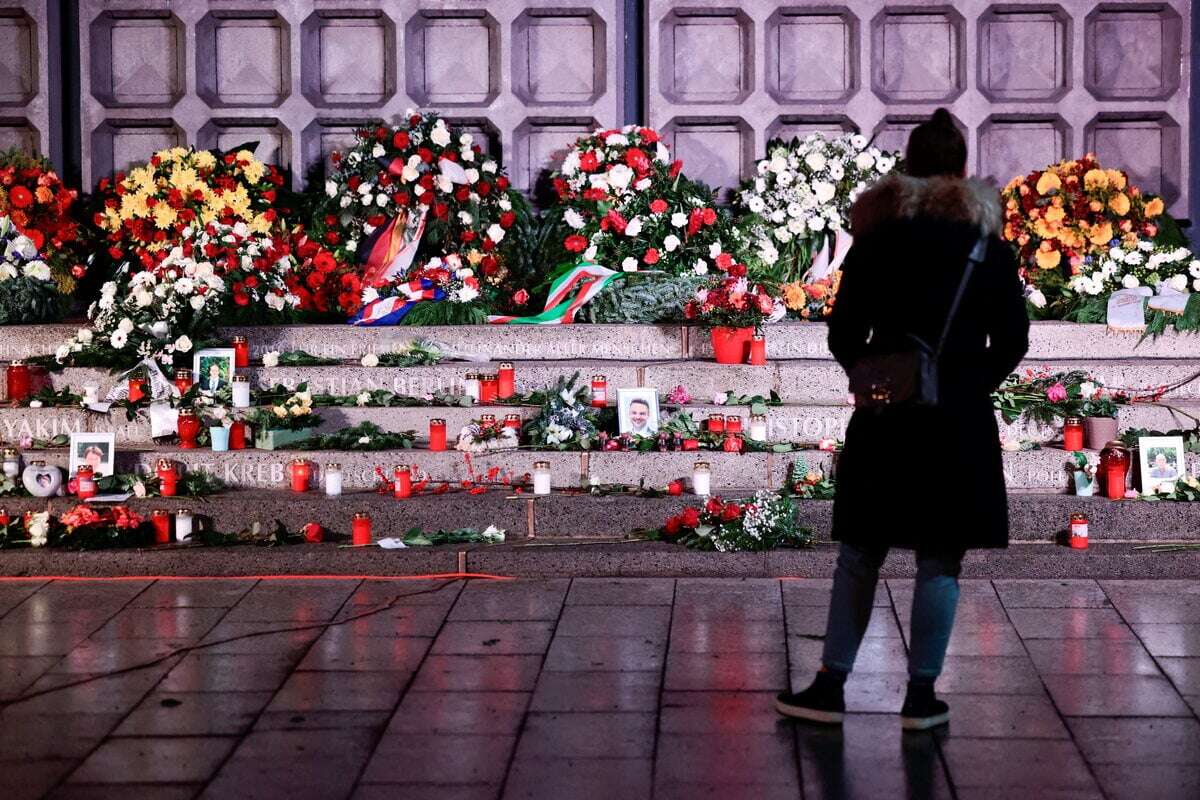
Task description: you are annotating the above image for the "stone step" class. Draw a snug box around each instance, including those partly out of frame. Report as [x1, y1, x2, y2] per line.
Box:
[33, 356, 1200, 406]
[0, 538, 1195, 579]
[5, 321, 1200, 363]
[0, 490, 1192, 543]
[4, 400, 1197, 447]
[13, 444, 1198, 491]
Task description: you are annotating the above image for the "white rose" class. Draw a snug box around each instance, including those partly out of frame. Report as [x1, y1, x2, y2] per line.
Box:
[376, 194, 388, 207]
[356, 391, 371, 406]
[768, 155, 788, 174]
[486, 224, 505, 244]
[149, 321, 169, 339]
[813, 181, 837, 204]
[624, 218, 643, 238]
[1168, 274, 1189, 293]
[854, 152, 875, 171]
[605, 164, 634, 192]
[262, 351, 280, 368]
[1122, 275, 1140, 289]
[663, 234, 681, 252]
[430, 123, 451, 147]
[693, 259, 708, 275]
[77, 329, 93, 344]
[325, 180, 338, 198]
[482, 160, 497, 174]
[22, 261, 50, 281]
[118, 318, 135, 334]
[1027, 289, 1047, 308]
[371, 143, 385, 158]
[671, 212, 688, 228]
[190, 296, 205, 311]
[708, 242, 721, 259]
[55, 344, 70, 361]
[621, 257, 638, 272]
[436, 175, 453, 194]
[361, 353, 380, 367]
[804, 152, 827, 171]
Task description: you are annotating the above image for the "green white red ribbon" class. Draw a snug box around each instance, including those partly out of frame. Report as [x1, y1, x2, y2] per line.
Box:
[488, 263, 620, 324]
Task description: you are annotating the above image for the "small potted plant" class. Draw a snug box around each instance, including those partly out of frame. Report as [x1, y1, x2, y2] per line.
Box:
[1067, 451, 1096, 496]
[1079, 380, 1125, 449]
[248, 387, 323, 450]
[684, 275, 778, 364]
[199, 402, 233, 452]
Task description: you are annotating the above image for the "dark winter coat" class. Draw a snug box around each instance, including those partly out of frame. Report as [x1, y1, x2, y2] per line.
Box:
[828, 173, 1030, 551]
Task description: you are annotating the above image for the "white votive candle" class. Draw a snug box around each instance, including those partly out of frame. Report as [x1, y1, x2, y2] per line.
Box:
[232, 375, 250, 408]
[82, 384, 100, 405]
[533, 461, 551, 495]
[693, 461, 711, 496]
[465, 372, 481, 403]
[325, 463, 343, 497]
[175, 509, 193, 543]
[749, 414, 767, 442]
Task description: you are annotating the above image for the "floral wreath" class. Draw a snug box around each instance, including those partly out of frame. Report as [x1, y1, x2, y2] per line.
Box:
[548, 125, 752, 278]
[0, 149, 86, 291]
[305, 111, 526, 322]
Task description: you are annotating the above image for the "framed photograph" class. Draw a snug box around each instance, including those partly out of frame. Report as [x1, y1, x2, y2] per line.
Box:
[69, 432, 116, 478]
[1138, 435, 1186, 494]
[617, 388, 660, 436]
[194, 348, 236, 394]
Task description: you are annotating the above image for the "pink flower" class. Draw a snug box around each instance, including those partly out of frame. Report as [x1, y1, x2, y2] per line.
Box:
[1046, 382, 1068, 403]
[667, 385, 691, 405]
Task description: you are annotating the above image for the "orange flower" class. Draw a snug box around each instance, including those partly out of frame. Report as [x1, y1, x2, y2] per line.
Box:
[1144, 197, 1165, 217]
[1087, 221, 1113, 246]
[34, 185, 52, 204]
[1083, 169, 1108, 191]
[1108, 193, 1130, 216]
[1035, 245, 1061, 269]
[1105, 169, 1127, 191]
[782, 282, 805, 311]
[1035, 171, 1062, 195]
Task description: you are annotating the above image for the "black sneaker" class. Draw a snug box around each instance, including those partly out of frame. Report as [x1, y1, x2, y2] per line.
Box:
[900, 683, 949, 730]
[775, 674, 846, 724]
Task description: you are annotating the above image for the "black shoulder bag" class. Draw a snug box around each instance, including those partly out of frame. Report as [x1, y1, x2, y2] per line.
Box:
[847, 236, 988, 409]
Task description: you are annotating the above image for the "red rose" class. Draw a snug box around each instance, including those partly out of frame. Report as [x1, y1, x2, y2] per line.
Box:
[512, 288, 529, 305]
[564, 234, 587, 253]
[643, 248, 660, 265]
[705, 497, 723, 515]
[701, 207, 717, 225]
[715, 253, 733, 271]
[729, 263, 747, 278]
[477, 181, 492, 196]
[650, 199, 668, 214]
[417, 148, 434, 164]
[496, 176, 509, 192]
[665, 517, 682, 536]
[681, 507, 701, 528]
[394, 131, 410, 149]
[670, 160, 683, 178]
[301, 523, 324, 543]
[324, 231, 340, 245]
[499, 211, 516, 228]
[721, 503, 742, 521]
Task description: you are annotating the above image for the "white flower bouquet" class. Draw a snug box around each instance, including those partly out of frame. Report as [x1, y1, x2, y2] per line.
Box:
[0, 215, 64, 324]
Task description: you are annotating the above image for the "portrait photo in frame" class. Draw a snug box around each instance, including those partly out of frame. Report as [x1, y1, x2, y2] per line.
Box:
[194, 348, 236, 394]
[1138, 434, 1187, 495]
[69, 431, 116, 478]
[616, 388, 660, 436]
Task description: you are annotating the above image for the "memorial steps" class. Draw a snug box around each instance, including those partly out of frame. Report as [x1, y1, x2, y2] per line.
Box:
[2, 321, 1200, 576]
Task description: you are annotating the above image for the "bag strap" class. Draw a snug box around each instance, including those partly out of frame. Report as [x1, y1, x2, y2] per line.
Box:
[933, 235, 989, 358]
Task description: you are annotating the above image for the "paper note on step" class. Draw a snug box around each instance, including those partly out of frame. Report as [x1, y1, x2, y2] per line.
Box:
[1107, 287, 1152, 331]
[86, 493, 132, 503]
[1148, 286, 1190, 315]
[149, 402, 179, 438]
[377, 537, 408, 549]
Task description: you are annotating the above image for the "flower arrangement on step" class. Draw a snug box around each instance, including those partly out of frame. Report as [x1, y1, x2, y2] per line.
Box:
[0, 149, 86, 295]
[0, 215, 67, 324]
[54, 222, 299, 370]
[1000, 154, 1178, 317]
[0, 505, 148, 550]
[246, 385, 322, 449]
[735, 133, 899, 315]
[684, 274, 782, 364]
[306, 111, 534, 325]
[993, 369, 1143, 448]
[780, 459, 836, 500]
[455, 417, 519, 452]
[650, 490, 811, 552]
[294, 421, 415, 451]
[1065, 239, 1200, 335]
[522, 373, 600, 450]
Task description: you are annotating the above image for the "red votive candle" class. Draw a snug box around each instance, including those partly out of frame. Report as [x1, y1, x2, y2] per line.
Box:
[173, 368, 193, 395]
[1104, 466, 1126, 500]
[480, 374, 498, 404]
[682, 438, 700, 451]
[177, 409, 201, 449]
[0, 507, 8, 526]
[497, 362, 515, 399]
[76, 465, 96, 499]
[724, 415, 743, 434]
[748, 335, 767, 365]
[394, 466, 412, 498]
[352, 512, 372, 546]
[156, 458, 178, 497]
[429, 418, 447, 451]
[1069, 513, 1089, 549]
[151, 509, 171, 544]
[480, 414, 497, 429]
[503, 413, 521, 430]
[6, 360, 31, 403]
[228, 420, 247, 450]
[290, 459, 312, 493]
[591, 375, 607, 408]
[232, 336, 249, 369]
[707, 414, 726, 434]
[722, 434, 742, 453]
[128, 375, 147, 403]
[1063, 417, 1084, 452]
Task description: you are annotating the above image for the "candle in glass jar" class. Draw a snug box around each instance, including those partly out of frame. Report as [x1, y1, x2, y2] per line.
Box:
[533, 461, 551, 495]
[228, 420, 247, 450]
[1069, 513, 1089, 549]
[722, 434, 741, 453]
[503, 413, 521, 430]
[748, 335, 767, 366]
[325, 463, 343, 497]
[724, 415, 743, 434]
[173, 369, 192, 395]
[2, 448, 18, 478]
[707, 414, 725, 434]
[232, 336, 249, 368]
[352, 512, 372, 546]
[151, 509, 171, 544]
[128, 375, 147, 403]
[290, 459, 312, 493]
[429, 418, 447, 451]
[0, 507, 8, 526]
[177, 409, 201, 449]
[480, 374, 498, 404]
[394, 466, 412, 498]
[480, 414, 497, 429]
[231, 375, 250, 408]
[1063, 417, 1084, 452]
[497, 362, 515, 399]
[749, 414, 767, 442]
[156, 458, 178, 497]
[76, 465, 97, 499]
[464, 373, 481, 403]
[693, 462, 711, 496]
[175, 509, 193, 543]
[591, 375, 607, 408]
[1099, 440, 1131, 500]
[6, 360, 31, 403]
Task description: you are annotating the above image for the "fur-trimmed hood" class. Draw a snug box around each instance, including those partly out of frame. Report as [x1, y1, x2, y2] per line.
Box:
[849, 174, 1002, 238]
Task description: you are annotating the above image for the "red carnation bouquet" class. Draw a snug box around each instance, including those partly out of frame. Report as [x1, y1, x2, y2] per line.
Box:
[0, 149, 86, 290]
[684, 274, 779, 331]
[655, 491, 808, 551]
[283, 225, 363, 318]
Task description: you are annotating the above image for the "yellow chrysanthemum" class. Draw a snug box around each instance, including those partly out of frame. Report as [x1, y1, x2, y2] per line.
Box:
[119, 192, 149, 221]
[152, 203, 178, 230]
[102, 209, 121, 231]
[241, 159, 266, 185]
[153, 149, 174, 163]
[1044, 206, 1066, 225]
[128, 166, 155, 191]
[1035, 171, 1061, 195]
[1083, 169, 1108, 191]
[193, 151, 217, 170]
[249, 214, 272, 234]
[1145, 197, 1165, 217]
[1108, 193, 1130, 216]
[1105, 169, 1127, 191]
[1035, 247, 1062, 269]
[169, 167, 199, 192]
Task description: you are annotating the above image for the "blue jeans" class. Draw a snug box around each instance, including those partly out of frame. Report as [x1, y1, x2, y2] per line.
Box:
[821, 542, 964, 680]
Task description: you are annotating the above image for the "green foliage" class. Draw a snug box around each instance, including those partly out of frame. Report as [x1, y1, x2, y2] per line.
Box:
[375, 340, 445, 366]
[1122, 426, 1200, 454]
[579, 273, 707, 323]
[397, 526, 506, 546]
[0, 276, 67, 324]
[293, 422, 415, 451]
[400, 300, 487, 326]
[274, 350, 339, 366]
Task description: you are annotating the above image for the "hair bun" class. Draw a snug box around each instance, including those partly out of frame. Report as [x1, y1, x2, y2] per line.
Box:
[930, 108, 955, 128]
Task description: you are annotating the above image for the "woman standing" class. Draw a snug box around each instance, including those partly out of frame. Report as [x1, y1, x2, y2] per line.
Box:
[776, 109, 1030, 729]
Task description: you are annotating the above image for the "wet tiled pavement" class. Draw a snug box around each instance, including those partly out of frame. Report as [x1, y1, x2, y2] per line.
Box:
[1, 576, 1198, 799]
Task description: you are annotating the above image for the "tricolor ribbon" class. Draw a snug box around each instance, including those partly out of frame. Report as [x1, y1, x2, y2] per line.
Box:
[349, 278, 445, 326]
[359, 207, 428, 288]
[488, 263, 620, 325]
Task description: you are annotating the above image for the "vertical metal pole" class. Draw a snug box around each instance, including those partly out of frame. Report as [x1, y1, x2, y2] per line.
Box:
[623, 0, 643, 126]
